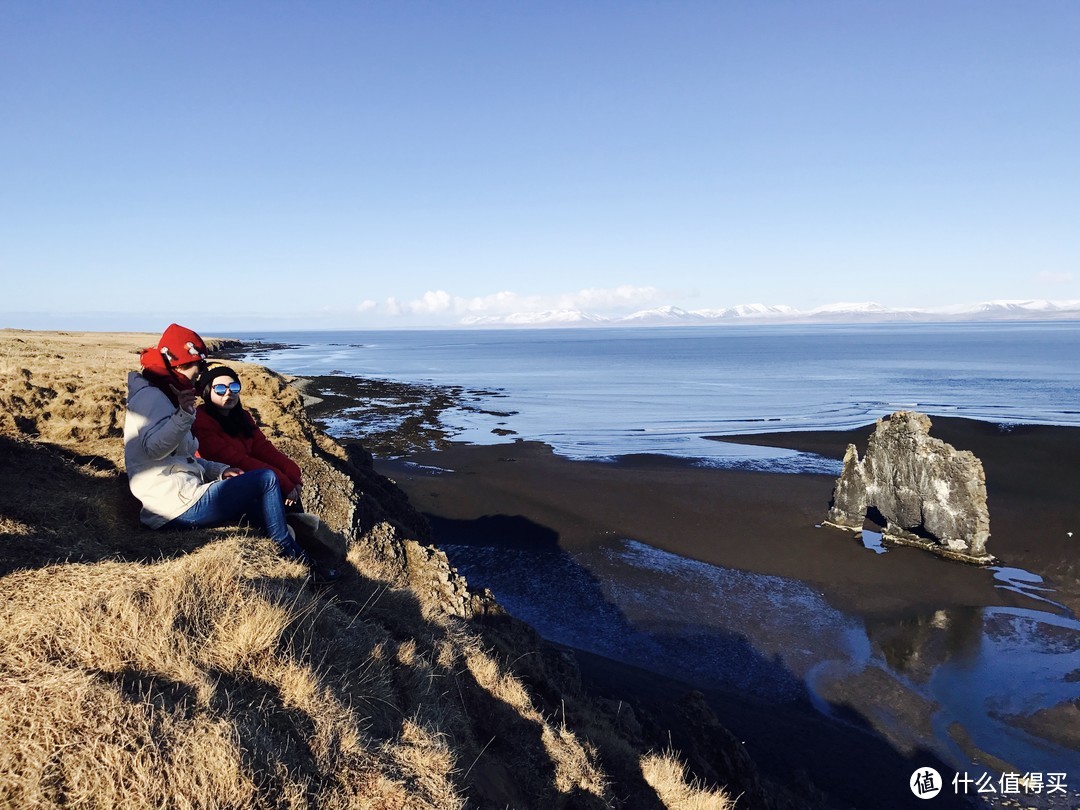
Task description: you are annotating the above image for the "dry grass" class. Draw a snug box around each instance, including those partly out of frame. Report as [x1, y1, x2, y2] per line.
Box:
[0, 541, 461, 809]
[0, 329, 737, 809]
[641, 752, 736, 810]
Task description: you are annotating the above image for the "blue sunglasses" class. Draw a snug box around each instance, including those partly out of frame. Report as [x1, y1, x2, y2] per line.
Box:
[211, 381, 242, 396]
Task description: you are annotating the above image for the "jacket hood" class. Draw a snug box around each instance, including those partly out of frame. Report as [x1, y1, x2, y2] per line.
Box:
[127, 370, 151, 395]
[128, 370, 168, 403]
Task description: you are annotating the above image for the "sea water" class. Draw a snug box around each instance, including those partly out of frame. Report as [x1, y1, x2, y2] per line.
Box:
[237, 322, 1080, 468]
[236, 322, 1080, 784]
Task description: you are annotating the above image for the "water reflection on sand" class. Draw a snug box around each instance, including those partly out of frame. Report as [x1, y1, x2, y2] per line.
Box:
[443, 538, 1080, 776]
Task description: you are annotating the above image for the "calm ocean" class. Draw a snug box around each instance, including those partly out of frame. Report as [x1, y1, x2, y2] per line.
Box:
[237, 321, 1080, 467]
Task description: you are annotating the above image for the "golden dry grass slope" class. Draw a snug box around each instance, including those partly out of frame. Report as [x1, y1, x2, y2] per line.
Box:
[0, 330, 736, 810]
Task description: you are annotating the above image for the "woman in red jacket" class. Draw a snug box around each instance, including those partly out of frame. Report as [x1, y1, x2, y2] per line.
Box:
[192, 366, 303, 507]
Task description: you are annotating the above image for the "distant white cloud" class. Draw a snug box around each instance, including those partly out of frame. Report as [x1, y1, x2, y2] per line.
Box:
[459, 290, 538, 315]
[356, 299, 377, 312]
[556, 285, 660, 311]
[1036, 271, 1074, 285]
[372, 285, 664, 321]
[406, 289, 453, 314]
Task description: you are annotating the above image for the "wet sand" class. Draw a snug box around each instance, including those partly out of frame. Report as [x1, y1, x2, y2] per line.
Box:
[379, 420, 1080, 618]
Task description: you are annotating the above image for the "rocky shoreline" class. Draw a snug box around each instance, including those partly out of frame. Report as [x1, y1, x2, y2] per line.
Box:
[217, 340, 518, 458]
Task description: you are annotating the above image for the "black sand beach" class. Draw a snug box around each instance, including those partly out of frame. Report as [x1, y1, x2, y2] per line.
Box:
[378, 420, 1080, 617]
[717, 418, 1080, 613]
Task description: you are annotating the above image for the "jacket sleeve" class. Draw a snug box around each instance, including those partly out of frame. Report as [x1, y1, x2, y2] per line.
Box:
[128, 386, 195, 460]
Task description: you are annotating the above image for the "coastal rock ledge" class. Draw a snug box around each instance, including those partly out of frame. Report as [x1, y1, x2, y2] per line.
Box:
[824, 411, 994, 564]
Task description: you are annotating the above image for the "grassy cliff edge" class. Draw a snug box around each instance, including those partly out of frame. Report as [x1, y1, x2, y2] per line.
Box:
[0, 330, 760, 809]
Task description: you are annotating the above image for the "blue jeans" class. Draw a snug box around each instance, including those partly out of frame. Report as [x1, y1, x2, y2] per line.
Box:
[166, 468, 307, 561]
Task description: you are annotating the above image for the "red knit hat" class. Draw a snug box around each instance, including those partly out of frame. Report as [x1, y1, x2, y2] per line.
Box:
[139, 324, 208, 374]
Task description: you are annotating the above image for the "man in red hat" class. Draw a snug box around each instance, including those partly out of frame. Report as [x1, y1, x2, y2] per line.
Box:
[122, 324, 337, 584]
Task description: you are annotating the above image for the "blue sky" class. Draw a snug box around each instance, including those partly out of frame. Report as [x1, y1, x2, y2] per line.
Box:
[2, 1, 1078, 329]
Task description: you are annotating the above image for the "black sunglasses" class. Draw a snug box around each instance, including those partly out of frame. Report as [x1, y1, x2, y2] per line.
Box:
[211, 381, 242, 396]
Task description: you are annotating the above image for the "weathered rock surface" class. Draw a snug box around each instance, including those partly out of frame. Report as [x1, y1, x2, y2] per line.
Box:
[825, 411, 993, 563]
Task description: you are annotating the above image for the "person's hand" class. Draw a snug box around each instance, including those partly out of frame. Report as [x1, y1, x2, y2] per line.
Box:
[222, 467, 244, 479]
[284, 485, 300, 506]
[170, 385, 197, 415]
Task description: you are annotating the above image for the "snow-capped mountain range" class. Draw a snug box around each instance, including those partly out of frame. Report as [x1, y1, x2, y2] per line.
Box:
[460, 299, 1080, 327]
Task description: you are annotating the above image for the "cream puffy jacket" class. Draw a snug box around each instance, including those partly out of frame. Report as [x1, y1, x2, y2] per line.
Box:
[123, 372, 230, 528]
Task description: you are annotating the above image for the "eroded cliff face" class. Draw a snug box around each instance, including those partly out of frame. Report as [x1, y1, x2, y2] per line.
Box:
[227, 361, 491, 620]
[826, 411, 992, 563]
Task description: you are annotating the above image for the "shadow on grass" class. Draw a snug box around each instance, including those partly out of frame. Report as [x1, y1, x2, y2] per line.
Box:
[0, 434, 261, 576]
[306, 561, 618, 809]
[0, 432, 623, 807]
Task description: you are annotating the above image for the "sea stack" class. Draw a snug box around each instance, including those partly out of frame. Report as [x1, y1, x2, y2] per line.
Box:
[824, 411, 993, 564]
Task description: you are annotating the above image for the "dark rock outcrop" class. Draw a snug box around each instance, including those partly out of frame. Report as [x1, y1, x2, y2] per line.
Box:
[825, 411, 993, 563]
